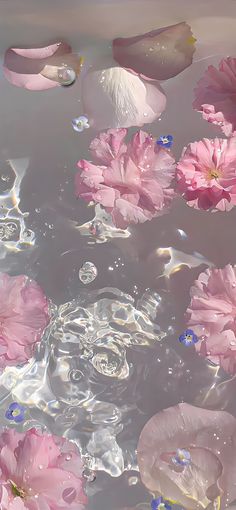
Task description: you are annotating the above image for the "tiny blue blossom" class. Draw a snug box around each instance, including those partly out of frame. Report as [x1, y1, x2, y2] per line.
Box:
[5, 402, 25, 423]
[172, 448, 191, 467]
[151, 497, 171, 510]
[179, 329, 198, 346]
[156, 135, 173, 148]
[72, 115, 90, 132]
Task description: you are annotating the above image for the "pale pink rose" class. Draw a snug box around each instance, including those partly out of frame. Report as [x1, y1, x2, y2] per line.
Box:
[81, 67, 166, 130]
[0, 273, 50, 369]
[193, 58, 236, 137]
[3, 42, 83, 90]
[176, 137, 236, 211]
[187, 264, 236, 374]
[75, 129, 175, 228]
[113, 22, 196, 81]
[137, 402, 236, 510]
[0, 427, 87, 510]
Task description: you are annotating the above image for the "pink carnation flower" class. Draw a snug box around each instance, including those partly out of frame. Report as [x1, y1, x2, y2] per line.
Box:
[75, 129, 175, 229]
[176, 137, 236, 211]
[0, 427, 87, 510]
[193, 57, 236, 137]
[0, 273, 50, 369]
[187, 264, 236, 374]
[138, 403, 236, 510]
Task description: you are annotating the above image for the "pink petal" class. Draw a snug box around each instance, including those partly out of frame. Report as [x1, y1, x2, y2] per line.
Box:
[138, 403, 236, 508]
[90, 129, 128, 165]
[81, 67, 166, 130]
[113, 22, 196, 81]
[112, 197, 153, 229]
[3, 42, 79, 91]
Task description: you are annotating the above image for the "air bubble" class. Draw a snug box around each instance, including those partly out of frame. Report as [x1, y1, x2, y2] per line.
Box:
[57, 66, 76, 86]
[79, 262, 97, 284]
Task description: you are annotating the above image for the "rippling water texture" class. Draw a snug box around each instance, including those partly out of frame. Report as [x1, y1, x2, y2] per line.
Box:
[1, 1, 236, 509]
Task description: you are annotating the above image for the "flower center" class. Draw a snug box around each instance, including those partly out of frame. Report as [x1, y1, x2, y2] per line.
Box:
[11, 409, 21, 417]
[10, 480, 27, 499]
[208, 168, 221, 180]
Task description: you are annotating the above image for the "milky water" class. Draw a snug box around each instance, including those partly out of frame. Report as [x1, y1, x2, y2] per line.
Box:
[1, 1, 236, 509]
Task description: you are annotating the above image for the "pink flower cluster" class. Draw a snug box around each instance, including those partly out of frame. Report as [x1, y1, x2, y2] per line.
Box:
[193, 57, 236, 137]
[75, 129, 175, 229]
[0, 273, 50, 369]
[0, 428, 87, 510]
[187, 264, 236, 374]
[176, 137, 236, 211]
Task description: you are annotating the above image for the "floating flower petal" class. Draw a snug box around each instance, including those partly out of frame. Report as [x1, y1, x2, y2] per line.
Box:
[187, 264, 236, 374]
[0, 428, 87, 509]
[193, 57, 236, 137]
[179, 329, 198, 346]
[113, 22, 196, 81]
[138, 403, 236, 510]
[4, 42, 83, 91]
[176, 137, 236, 211]
[75, 128, 176, 228]
[81, 67, 166, 130]
[0, 273, 50, 369]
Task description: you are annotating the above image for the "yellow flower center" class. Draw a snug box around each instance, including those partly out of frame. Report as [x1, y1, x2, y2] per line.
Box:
[186, 36, 197, 45]
[208, 168, 221, 180]
[10, 480, 27, 499]
[12, 409, 21, 417]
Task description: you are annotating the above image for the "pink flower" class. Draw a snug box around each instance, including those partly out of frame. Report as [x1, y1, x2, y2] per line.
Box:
[187, 264, 236, 374]
[113, 22, 196, 81]
[3, 42, 84, 90]
[137, 402, 236, 509]
[81, 67, 166, 130]
[0, 427, 87, 510]
[193, 58, 236, 137]
[176, 137, 236, 211]
[0, 273, 50, 369]
[75, 129, 175, 228]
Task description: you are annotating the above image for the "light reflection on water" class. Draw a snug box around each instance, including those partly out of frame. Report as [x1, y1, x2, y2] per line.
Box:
[1, 3, 236, 510]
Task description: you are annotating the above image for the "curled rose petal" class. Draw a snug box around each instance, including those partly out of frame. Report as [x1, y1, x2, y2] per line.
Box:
[75, 128, 175, 228]
[3, 41, 83, 90]
[81, 67, 166, 130]
[193, 58, 236, 137]
[138, 403, 236, 510]
[113, 22, 196, 81]
[176, 137, 236, 211]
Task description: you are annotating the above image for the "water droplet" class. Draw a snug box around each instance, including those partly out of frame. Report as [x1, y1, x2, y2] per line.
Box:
[79, 261, 97, 284]
[57, 66, 76, 86]
[83, 467, 96, 482]
[143, 112, 148, 117]
[62, 487, 77, 504]
[69, 369, 83, 382]
[65, 454, 72, 461]
[232, 283, 236, 288]
[230, 341, 236, 346]
[128, 476, 138, 486]
[38, 465, 43, 470]
[89, 220, 103, 236]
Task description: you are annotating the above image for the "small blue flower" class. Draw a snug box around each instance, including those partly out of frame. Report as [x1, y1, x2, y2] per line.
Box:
[72, 115, 90, 132]
[156, 135, 173, 148]
[5, 402, 25, 423]
[172, 448, 191, 467]
[151, 497, 172, 510]
[179, 329, 198, 346]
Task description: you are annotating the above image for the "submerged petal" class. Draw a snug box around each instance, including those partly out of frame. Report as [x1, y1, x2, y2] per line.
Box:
[81, 67, 166, 130]
[113, 22, 196, 81]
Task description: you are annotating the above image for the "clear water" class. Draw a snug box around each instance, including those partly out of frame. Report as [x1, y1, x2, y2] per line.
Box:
[1, 0, 236, 509]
